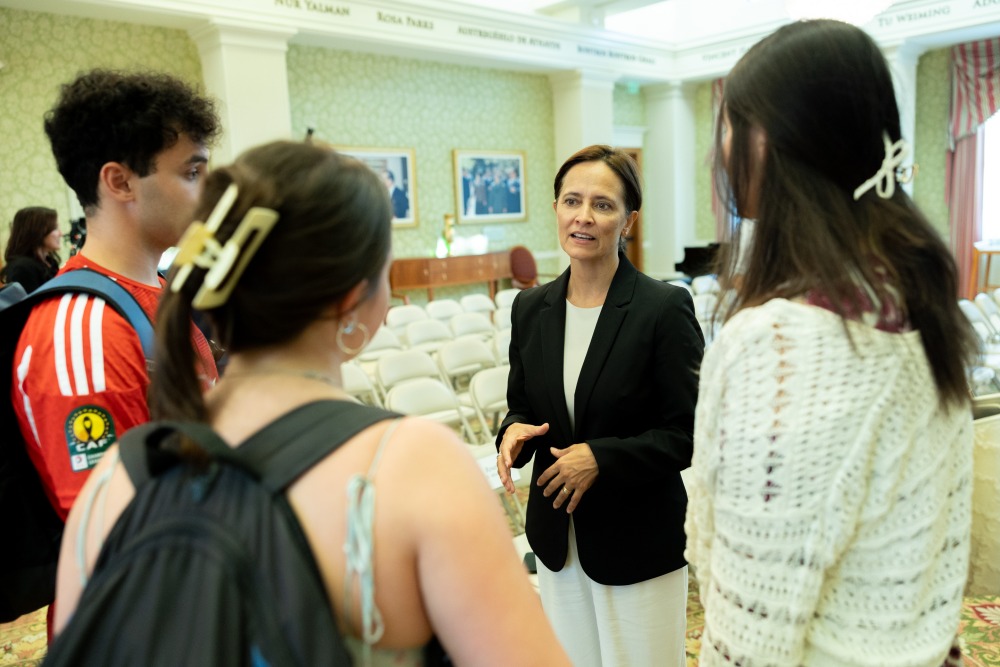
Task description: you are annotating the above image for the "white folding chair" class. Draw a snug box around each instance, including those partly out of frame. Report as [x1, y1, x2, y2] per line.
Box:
[375, 349, 443, 397]
[385, 304, 427, 344]
[469, 365, 509, 442]
[690, 274, 721, 295]
[993, 287, 1000, 309]
[692, 292, 720, 344]
[975, 293, 1000, 334]
[461, 293, 497, 316]
[438, 337, 497, 406]
[425, 298, 464, 323]
[449, 312, 494, 341]
[404, 319, 454, 355]
[959, 299, 1000, 370]
[385, 377, 479, 442]
[340, 361, 383, 407]
[494, 288, 521, 309]
[357, 326, 403, 365]
[494, 306, 512, 332]
[494, 328, 512, 365]
[960, 299, 1000, 346]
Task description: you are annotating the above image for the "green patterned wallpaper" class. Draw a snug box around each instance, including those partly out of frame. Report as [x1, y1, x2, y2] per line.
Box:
[613, 83, 646, 127]
[689, 48, 953, 244]
[694, 80, 717, 242]
[0, 7, 204, 250]
[913, 47, 951, 239]
[286, 44, 558, 301]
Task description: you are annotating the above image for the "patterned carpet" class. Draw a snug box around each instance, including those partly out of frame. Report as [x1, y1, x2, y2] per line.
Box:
[3, 486, 998, 665]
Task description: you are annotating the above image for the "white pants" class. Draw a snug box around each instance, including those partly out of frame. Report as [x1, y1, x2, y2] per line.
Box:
[536, 520, 688, 667]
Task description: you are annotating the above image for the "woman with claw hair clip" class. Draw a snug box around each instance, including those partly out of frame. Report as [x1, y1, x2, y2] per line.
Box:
[686, 19, 978, 667]
[50, 140, 570, 667]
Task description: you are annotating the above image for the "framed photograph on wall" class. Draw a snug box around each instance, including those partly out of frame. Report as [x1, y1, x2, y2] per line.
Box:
[335, 146, 418, 228]
[452, 150, 526, 224]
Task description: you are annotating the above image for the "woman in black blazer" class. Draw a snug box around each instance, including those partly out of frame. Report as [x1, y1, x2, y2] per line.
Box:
[496, 145, 703, 667]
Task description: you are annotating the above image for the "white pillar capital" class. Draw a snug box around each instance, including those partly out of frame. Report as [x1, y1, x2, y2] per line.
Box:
[190, 20, 296, 165]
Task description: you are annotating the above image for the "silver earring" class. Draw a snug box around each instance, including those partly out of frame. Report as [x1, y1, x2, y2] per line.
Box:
[336, 319, 370, 356]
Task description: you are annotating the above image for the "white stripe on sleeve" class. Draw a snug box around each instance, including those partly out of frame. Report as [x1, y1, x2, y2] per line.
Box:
[54, 293, 74, 396]
[70, 294, 90, 395]
[89, 298, 107, 392]
[16, 346, 42, 448]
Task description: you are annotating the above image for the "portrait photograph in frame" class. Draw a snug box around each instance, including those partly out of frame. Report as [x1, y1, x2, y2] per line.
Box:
[453, 150, 526, 224]
[335, 146, 418, 228]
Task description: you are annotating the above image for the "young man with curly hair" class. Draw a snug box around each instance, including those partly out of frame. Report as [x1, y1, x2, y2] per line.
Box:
[12, 69, 222, 520]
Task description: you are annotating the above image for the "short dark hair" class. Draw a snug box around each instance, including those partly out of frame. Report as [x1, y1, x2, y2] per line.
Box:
[715, 19, 975, 406]
[4, 206, 58, 264]
[44, 69, 220, 210]
[151, 141, 393, 423]
[554, 145, 642, 214]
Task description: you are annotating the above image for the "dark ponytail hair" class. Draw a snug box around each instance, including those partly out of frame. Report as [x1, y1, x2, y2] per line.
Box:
[713, 19, 976, 407]
[150, 141, 392, 429]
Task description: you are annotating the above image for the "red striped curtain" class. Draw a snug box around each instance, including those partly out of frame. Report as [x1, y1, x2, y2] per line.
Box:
[951, 39, 1000, 144]
[949, 39, 1000, 296]
[949, 131, 984, 298]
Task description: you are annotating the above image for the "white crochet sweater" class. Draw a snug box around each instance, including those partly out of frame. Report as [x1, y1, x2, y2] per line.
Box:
[686, 299, 972, 667]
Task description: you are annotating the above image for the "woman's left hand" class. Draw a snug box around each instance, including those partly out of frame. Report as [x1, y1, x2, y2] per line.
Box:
[538, 444, 599, 513]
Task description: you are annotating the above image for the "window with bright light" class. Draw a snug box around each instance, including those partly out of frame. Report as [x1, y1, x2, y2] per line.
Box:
[983, 112, 1000, 242]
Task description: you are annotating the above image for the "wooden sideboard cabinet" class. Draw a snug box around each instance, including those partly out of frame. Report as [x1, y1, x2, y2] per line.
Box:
[390, 250, 513, 302]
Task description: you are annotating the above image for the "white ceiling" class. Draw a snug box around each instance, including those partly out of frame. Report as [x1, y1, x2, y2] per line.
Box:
[445, 0, 853, 41]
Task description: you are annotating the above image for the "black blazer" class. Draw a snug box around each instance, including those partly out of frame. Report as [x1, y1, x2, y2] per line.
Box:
[497, 255, 703, 585]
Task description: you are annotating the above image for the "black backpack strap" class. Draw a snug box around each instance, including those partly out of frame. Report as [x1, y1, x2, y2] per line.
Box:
[118, 420, 234, 488]
[234, 401, 400, 493]
[33, 269, 155, 360]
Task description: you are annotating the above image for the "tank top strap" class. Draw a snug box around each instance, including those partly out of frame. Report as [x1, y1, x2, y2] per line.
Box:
[343, 417, 404, 666]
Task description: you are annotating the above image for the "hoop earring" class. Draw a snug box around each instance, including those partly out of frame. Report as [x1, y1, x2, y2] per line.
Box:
[336, 318, 370, 356]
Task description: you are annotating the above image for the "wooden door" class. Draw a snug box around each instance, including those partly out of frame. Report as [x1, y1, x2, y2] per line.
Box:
[622, 148, 643, 271]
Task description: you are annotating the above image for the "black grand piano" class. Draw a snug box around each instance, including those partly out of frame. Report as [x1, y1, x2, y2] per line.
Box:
[675, 243, 721, 278]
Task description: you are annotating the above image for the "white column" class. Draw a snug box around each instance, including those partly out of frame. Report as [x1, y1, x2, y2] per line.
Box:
[190, 20, 296, 165]
[883, 41, 924, 196]
[549, 69, 617, 164]
[643, 81, 697, 279]
[548, 69, 618, 272]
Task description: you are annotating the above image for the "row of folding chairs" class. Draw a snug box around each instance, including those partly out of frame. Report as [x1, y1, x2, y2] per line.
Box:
[342, 343, 510, 445]
[387, 301, 512, 344]
[360, 316, 511, 368]
[341, 357, 523, 527]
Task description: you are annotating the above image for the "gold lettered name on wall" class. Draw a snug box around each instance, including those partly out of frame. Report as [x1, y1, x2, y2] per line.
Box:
[576, 44, 656, 65]
[456, 26, 561, 50]
[266, 0, 664, 76]
[275, 0, 349, 16]
[875, 1, 951, 28]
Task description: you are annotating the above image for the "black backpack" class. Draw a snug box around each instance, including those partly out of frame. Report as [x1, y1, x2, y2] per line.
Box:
[0, 270, 154, 622]
[44, 400, 397, 667]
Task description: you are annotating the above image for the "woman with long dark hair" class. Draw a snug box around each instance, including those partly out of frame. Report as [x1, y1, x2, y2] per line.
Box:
[2, 206, 61, 292]
[686, 20, 977, 666]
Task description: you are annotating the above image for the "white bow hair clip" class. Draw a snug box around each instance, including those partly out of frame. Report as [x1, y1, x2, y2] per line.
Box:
[170, 183, 280, 310]
[853, 132, 915, 201]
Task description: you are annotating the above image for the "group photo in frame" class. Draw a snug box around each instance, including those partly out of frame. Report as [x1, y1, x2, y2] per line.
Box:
[453, 150, 526, 224]
[335, 146, 418, 228]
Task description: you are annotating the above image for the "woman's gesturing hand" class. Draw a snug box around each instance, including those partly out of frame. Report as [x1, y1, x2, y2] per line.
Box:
[538, 444, 599, 513]
[497, 422, 549, 494]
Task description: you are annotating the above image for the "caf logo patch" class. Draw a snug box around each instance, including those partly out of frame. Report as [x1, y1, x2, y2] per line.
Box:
[64, 405, 117, 472]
